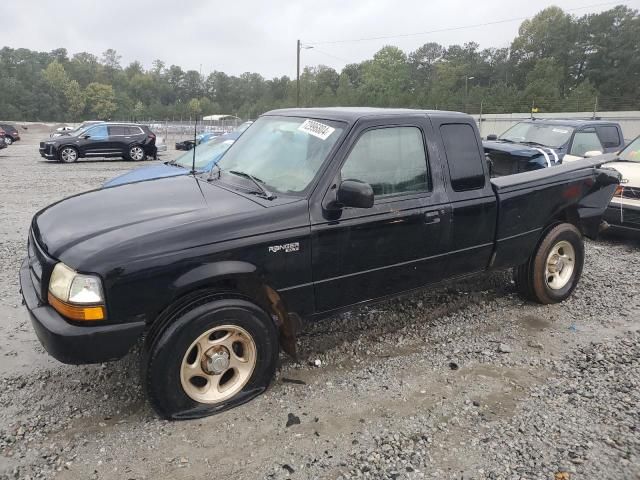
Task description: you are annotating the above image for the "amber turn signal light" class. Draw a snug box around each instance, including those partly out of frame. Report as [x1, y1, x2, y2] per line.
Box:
[48, 293, 105, 321]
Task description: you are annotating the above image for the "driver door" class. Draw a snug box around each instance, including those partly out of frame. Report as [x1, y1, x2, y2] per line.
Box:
[80, 124, 110, 157]
[310, 118, 451, 313]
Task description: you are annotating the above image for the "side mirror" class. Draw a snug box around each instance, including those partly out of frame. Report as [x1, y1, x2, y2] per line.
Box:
[81, 134, 90, 139]
[337, 180, 374, 209]
[486, 134, 498, 141]
[584, 150, 603, 158]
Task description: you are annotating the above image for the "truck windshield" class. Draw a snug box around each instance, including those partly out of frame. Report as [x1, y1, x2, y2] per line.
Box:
[173, 137, 235, 169]
[619, 137, 640, 162]
[214, 116, 346, 194]
[500, 122, 574, 148]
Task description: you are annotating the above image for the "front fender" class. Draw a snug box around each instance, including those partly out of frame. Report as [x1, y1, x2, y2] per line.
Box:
[172, 260, 258, 292]
[168, 261, 299, 358]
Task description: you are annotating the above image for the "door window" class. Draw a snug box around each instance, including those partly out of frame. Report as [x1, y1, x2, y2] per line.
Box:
[340, 126, 430, 198]
[108, 126, 126, 136]
[440, 123, 485, 191]
[126, 126, 143, 135]
[86, 124, 108, 139]
[571, 131, 603, 156]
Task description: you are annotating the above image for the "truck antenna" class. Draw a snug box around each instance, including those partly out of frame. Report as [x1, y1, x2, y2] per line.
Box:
[191, 116, 197, 175]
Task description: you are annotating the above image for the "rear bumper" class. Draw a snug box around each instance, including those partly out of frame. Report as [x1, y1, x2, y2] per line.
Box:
[19, 259, 145, 365]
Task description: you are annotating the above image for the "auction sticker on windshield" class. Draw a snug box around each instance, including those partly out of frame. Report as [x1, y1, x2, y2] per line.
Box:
[298, 119, 335, 140]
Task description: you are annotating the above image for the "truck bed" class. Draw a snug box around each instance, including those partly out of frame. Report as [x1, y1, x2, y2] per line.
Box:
[490, 154, 620, 269]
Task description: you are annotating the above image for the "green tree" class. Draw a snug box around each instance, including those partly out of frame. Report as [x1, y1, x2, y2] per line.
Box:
[64, 80, 85, 120]
[360, 46, 411, 106]
[84, 82, 117, 119]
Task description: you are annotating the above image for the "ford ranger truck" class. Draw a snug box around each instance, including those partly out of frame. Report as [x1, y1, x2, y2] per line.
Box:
[20, 108, 620, 419]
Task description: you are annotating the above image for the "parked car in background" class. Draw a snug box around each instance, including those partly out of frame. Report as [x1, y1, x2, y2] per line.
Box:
[50, 121, 103, 138]
[175, 132, 218, 151]
[0, 123, 20, 144]
[175, 122, 253, 150]
[20, 108, 620, 419]
[603, 135, 640, 235]
[104, 131, 240, 187]
[40, 122, 157, 163]
[0, 128, 7, 150]
[484, 119, 624, 176]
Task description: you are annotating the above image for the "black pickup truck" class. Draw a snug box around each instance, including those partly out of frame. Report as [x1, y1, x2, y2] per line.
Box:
[20, 108, 620, 419]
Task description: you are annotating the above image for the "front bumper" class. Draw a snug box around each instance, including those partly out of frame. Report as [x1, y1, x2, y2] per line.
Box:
[603, 203, 640, 234]
[19, 259, 145, 365]
[39, 144, 58, 160]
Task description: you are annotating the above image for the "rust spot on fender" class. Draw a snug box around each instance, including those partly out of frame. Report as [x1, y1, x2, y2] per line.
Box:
[264, 285, 299, 360]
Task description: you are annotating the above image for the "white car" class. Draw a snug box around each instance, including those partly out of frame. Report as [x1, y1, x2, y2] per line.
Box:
[603, 136, 640, 236]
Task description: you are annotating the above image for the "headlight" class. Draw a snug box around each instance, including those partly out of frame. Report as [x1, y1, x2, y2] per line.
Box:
[48, 263, 105, 321]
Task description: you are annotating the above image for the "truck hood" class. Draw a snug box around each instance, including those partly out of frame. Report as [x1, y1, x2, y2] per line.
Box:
[103, 163, 191, 187]
[32, 175, 263, 269]
[483, 140, 563, 158]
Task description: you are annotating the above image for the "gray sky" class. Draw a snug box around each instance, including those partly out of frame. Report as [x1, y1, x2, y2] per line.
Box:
[2, 0, 637, 78]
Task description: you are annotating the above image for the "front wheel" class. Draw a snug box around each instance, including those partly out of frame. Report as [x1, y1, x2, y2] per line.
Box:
[143, 297, 279, 420]
[5, 137, 12, 145]
[59, 146, 78, 163]
[515, 223, 585, 304]
[128, 145, 146, 161]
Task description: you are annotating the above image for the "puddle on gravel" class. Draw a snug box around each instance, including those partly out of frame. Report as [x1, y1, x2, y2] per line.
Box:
[521, 314, 552, 332]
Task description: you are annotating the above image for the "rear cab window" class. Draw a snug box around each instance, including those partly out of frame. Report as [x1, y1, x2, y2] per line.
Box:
[440, 123, 486, 191]
[595, 125, 621, 149]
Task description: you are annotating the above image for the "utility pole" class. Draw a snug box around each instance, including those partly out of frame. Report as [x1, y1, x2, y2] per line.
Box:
[296, 40, 301, 107]
[296, 40, 313, 107]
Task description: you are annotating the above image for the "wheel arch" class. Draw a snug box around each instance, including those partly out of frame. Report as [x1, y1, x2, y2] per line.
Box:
[57, 143, 80, 155]
[151, 261, 299, 359]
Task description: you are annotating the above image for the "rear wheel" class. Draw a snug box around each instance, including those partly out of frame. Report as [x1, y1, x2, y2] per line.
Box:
[515, 223, 584, 304]
[59, 146, 78, 163]
[128, 145, 145, 161]
[143, 297, 279, 420]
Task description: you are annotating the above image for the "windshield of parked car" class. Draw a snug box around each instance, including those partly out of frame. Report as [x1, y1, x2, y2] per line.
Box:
[619, 137, 640, 162]
[213, 116, 346, 195]
[499, 122, 574, 148]
[174, 137, 236, 169]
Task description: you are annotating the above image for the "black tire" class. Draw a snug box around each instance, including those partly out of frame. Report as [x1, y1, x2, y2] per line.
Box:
[59, 146, 78, 163]
[514, 223, 584, 304]
[128, 145, 146, 161]
[143, 296, 279, 420]
[5, 136, 12, 146]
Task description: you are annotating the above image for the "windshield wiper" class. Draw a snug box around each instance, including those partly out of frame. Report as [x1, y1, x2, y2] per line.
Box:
[229, 170, 276, 200]
[521, 141, 549, 148]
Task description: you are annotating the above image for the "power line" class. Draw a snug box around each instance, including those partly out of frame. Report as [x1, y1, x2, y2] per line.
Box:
[306, 48, 354, 64]
[307, 1, 632, 45]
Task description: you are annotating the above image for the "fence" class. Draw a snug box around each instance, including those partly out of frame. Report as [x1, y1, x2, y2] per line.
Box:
[116, 117, 247, 145]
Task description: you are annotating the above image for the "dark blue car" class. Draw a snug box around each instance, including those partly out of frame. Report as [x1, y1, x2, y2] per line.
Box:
[104, 132, 240, 187]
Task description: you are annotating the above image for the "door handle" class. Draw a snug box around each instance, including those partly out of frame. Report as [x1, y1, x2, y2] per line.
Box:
[424, 211, 441, 224]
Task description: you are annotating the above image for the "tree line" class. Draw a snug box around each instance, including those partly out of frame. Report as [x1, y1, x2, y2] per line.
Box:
[0, 5, 638, 122]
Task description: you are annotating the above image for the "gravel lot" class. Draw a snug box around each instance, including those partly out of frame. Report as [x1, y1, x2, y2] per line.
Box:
[0, 128, 638, 480]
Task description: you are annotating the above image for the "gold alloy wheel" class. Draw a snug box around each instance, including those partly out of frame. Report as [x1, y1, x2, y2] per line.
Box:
[544, 240, 576, 290]
[180, 325, 257, 404]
